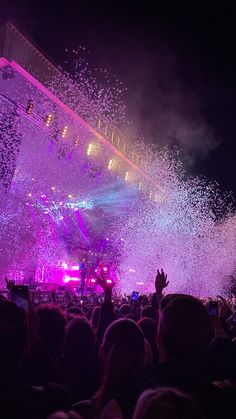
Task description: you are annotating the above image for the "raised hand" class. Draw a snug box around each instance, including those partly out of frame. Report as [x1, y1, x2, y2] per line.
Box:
[5, 277, 15, 291]
[155, 269, 169, 293]
[97, 276, 114, 303]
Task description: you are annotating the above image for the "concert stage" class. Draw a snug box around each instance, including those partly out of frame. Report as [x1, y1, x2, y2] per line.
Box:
[0, 22, 163, 287]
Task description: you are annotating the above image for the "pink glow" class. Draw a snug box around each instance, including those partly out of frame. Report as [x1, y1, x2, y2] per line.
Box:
[136, 281, 144, 285]
[103, 267, 108, 272]
[63, 275, 79, 283]
[91, 278, 96, 283]
[71, 265, 80, 270]
[106, 279, 112, 284]
[0, 58, 10, 69]
[62, 262, 68, 269]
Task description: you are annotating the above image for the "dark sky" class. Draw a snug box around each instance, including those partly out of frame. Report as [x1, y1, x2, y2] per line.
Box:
[1, 0, 236, 196]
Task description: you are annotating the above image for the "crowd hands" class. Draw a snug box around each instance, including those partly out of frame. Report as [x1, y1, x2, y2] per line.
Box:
[0, 270, 236, 419]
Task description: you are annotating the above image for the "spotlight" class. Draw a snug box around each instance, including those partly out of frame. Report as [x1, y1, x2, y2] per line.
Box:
[68, 194, 73, 199]
[91, 278, 96, 283]
[74, 136, 79, 146]
[125, 171, 129, 181]
[87, 144, 93, 155]
[26, 100, 33, 115]
[45, 114, 52, 127]
[62, 262, 68, 269]
[106, 279, 112, 284]
[63, 275, 79, 283]
[108, 159, 113, 170]
[61, 126, 68, 138]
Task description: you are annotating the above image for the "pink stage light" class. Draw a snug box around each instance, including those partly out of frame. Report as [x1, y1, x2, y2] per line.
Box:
[103, 267, 108, 272]
[106, 279, 112, 284]
[136, 281, 144, 286]
[91, 278, 96, 283]
[72, 265, 80, 270]
[62, 262, 68, 269]
[63, 275, 79, 283]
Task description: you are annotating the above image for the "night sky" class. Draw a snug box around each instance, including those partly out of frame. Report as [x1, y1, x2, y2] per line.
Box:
[1, 1, 236, 197]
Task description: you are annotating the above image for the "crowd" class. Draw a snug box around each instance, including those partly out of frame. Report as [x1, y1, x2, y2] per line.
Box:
[0, 269, 236, 418]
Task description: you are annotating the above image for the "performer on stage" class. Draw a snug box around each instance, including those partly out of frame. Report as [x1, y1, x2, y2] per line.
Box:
[79, 258, 87, 295]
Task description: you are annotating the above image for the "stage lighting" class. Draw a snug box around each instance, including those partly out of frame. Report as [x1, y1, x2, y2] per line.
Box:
[27, 193, 32, 197]
[61, 126, 68, 138]
[91, 278, 96, 283]
[51, 186, 56, 191]
[62, 262, 68, 269]
[108, 159, 113, 170]
[45, 114, 52, 127]
[26, 100, 33, 115]
[87, 144, 93, 155]
[103, 267, 108, 272]
[64, 275, 79, 283]
[74, 136, 79, 146]
[106, 279, 112, 284]
[125, 171, 129, 181]
[68, 194, 73, 199]
[72, 265, 80, 271]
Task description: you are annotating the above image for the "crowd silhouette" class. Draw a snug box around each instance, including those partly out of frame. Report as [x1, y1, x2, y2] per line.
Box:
[0, 269, 235, 418]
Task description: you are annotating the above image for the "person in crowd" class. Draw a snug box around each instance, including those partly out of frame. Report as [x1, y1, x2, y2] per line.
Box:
[74, 318, 151, 418]
[138, 317, 159, 365]
[0, 300, 69, 419]
[36, 304, 66, 360]
[153, 269, 234, 418]
[91, 305, 100, 331]
[61, 316, 101, 402]
[133, 387, 206, 419]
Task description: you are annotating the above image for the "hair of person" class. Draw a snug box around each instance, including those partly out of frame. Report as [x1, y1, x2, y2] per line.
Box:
[97, 318, 146, 408]
[133, 387, 206, 419]
[36, 303, 66, 354]
[64, 316, 96, 364]
[158, 294, 212, 361]
[0, 300, 28, 369]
